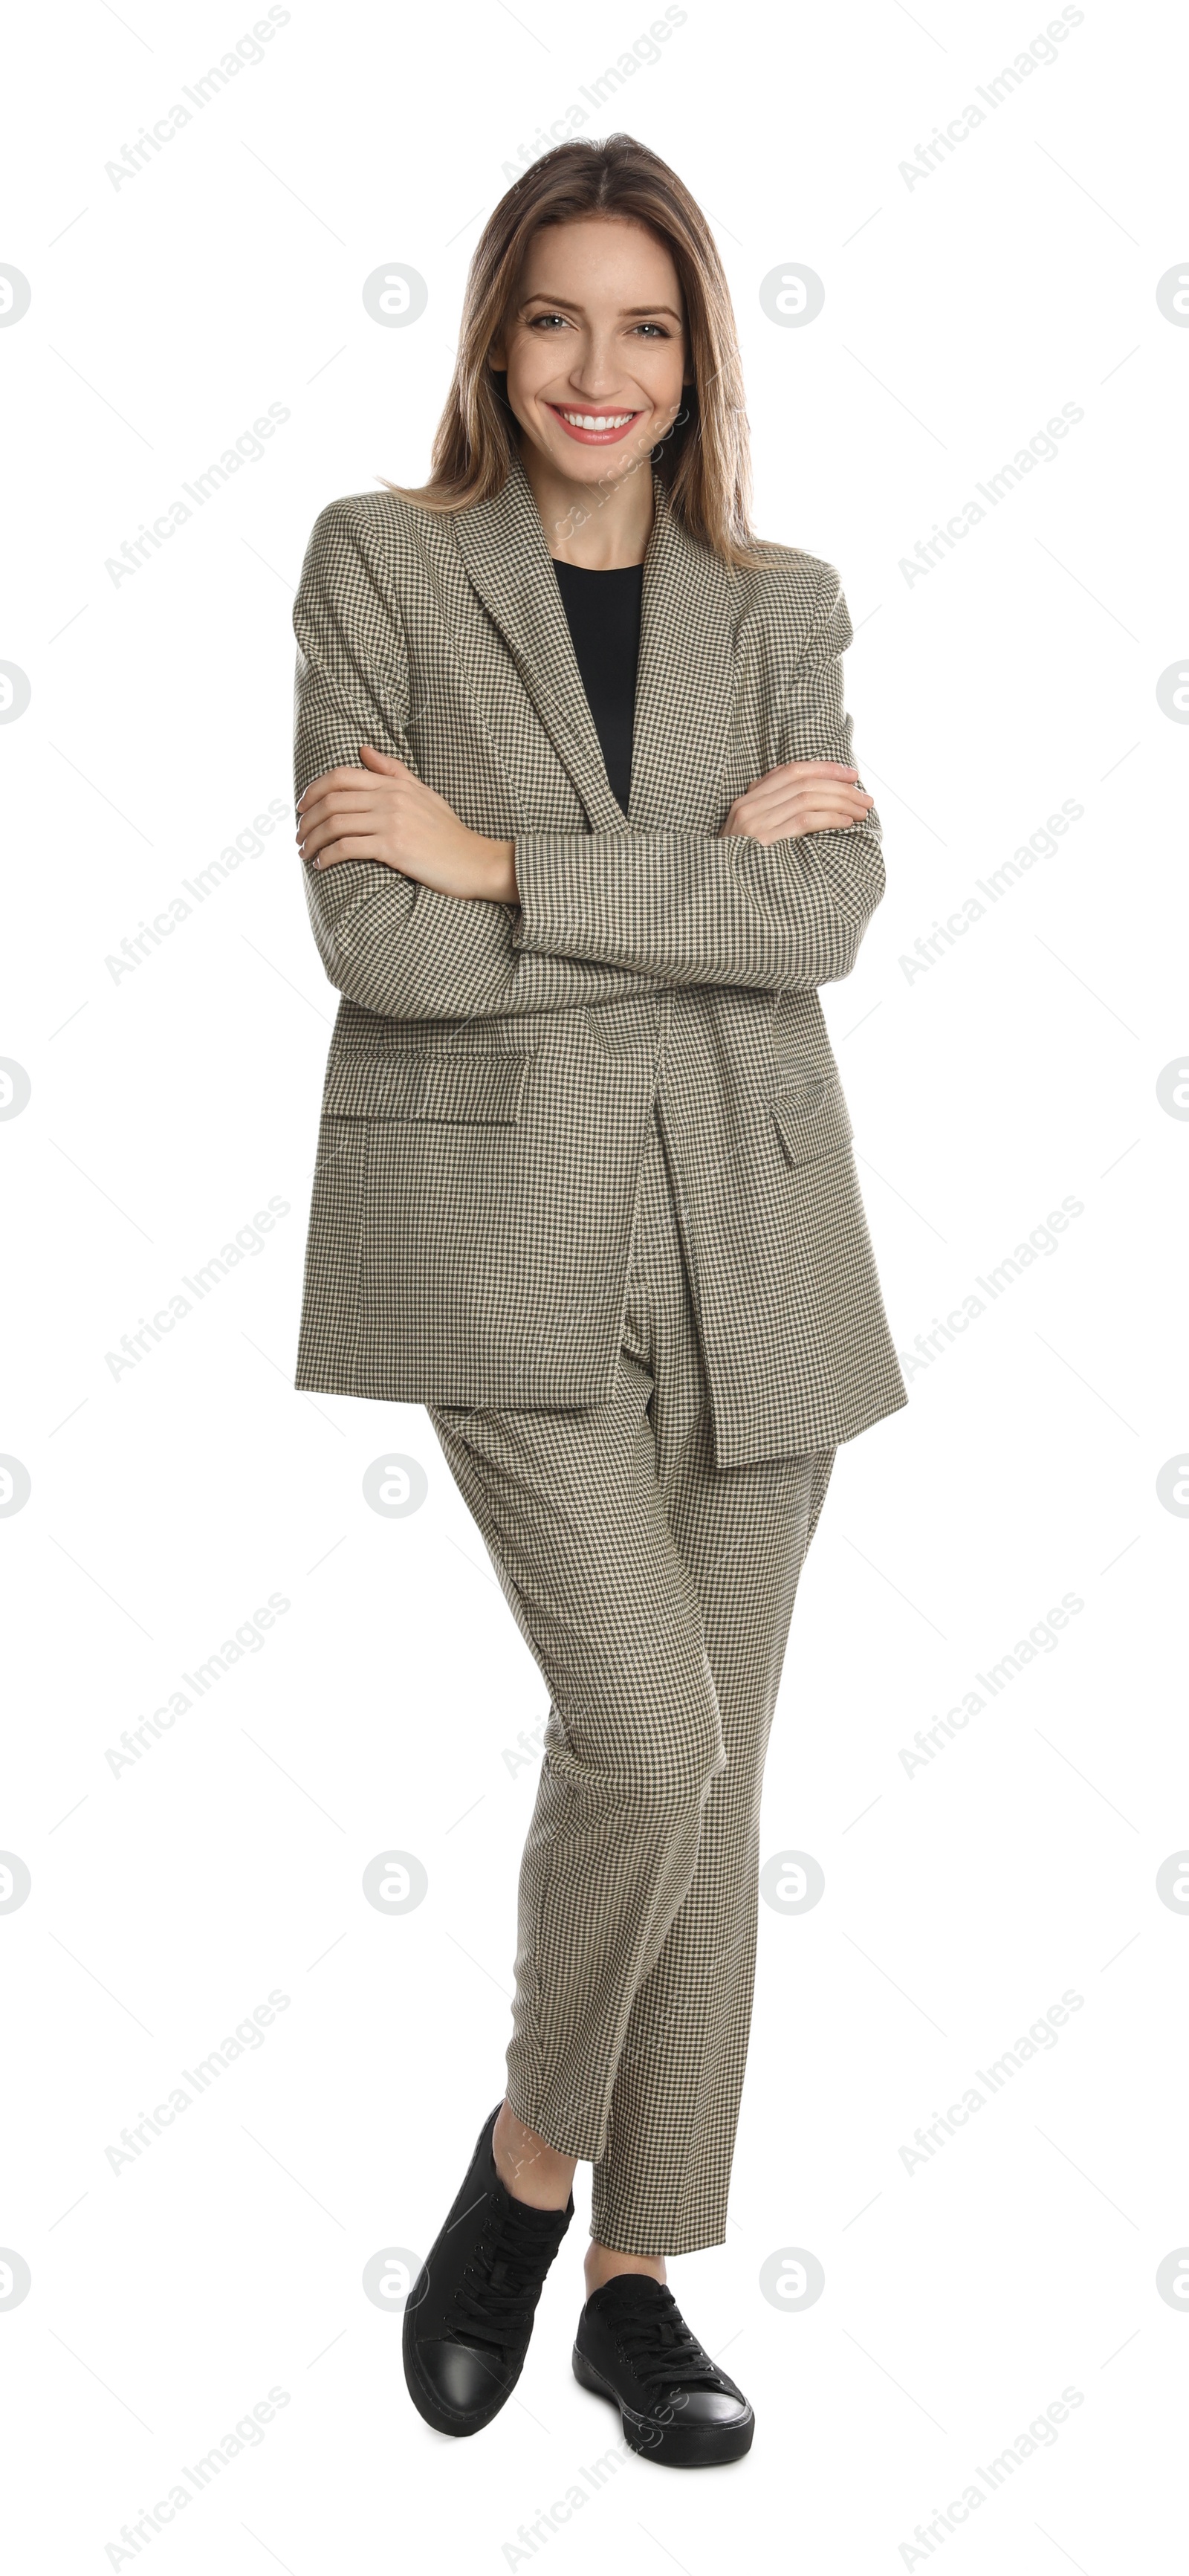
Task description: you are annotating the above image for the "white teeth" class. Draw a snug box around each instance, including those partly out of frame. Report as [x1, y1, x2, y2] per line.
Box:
[557, 409, 635, 430]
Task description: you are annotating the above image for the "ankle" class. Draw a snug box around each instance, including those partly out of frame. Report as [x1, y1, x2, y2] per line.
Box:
[492, 2099, 577, 2212]
[585, 2241, 667, 2295]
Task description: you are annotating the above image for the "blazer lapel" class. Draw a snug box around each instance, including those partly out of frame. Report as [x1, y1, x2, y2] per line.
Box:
[450, 444, 738, 835]
[626, 471, 736, 832]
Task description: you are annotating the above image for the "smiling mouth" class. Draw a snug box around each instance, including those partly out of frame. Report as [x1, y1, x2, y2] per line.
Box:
[545, 402, 644, 445]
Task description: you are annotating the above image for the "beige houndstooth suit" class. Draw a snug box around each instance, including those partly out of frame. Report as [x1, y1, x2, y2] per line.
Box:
[291, 447, 907, 2252]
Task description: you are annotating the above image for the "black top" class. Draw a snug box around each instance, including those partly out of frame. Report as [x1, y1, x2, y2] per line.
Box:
[551, 556, 644, 817]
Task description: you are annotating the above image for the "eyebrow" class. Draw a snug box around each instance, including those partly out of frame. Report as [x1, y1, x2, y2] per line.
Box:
[519, 293, 684, 322]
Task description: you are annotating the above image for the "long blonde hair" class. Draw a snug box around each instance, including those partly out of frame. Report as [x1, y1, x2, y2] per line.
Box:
[385, 133, 764, 568]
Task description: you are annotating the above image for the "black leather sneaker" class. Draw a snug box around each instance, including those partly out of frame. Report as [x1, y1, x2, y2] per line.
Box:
[573, 2274, 754, 2467]
[403, 2103, 574, 2436]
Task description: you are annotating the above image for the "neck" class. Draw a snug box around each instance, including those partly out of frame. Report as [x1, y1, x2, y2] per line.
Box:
[516, 433, 657, 570]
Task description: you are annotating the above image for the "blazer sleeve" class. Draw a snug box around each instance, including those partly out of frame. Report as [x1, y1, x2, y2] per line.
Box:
[509, 562, 884, 994]
[294, 499, 669, 1024]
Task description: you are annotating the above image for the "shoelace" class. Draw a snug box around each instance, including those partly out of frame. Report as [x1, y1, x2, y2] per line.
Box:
[447, 2197, 568, 2355]
[603, 2285, 727, 2396]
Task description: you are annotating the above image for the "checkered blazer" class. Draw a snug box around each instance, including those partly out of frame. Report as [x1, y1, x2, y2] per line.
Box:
[291, 447, 907, 1464]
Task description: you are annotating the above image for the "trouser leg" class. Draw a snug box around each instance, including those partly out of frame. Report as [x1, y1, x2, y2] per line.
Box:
[589, 1429, 834, 2254]
[427, 1342, 728, 2167]
[580, 1105, 833, 2252]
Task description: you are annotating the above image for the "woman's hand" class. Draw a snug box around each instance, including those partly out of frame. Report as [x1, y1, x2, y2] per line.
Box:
[722, 760, 875, 847]
[297, 744, 517, 901]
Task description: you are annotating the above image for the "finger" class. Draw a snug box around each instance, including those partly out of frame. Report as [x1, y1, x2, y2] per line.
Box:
[300, 810, 384, 856]
[777, 781, 874, 811]
[299, 786, 399, 841]
[308, 837, 395, 872]
[302, 770, 416, 831]
[741, 791, 874, 834]
[753, 786, 874, 818]
[298, 816, 372, 858]
[739, 797, 875, 844]
[750, 812, 857, 846]
[297, 763, 372, 809]
[797, 791, 875, 815]
[742, 770, 871, 808]
[297, 787, 383, 835]
[299, 803, 383, 844]
[753, 761, 861, 785]
[797, 806, 872, 834]
[751, 783, 875, 824]
[298, 753, 411, 809]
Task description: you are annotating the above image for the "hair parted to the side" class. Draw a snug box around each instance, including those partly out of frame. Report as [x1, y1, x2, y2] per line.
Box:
[383, 133, 767, 569]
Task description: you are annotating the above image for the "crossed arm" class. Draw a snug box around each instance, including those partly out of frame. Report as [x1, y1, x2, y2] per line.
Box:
[299, 746, 872, 899]
[293, 502, 884, 1024]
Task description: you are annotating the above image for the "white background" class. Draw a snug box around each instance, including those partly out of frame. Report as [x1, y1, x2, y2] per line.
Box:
[3, 0, 1187, 2568]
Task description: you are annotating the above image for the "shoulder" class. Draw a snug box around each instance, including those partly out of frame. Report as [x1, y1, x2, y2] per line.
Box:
[724, 539, 855, 667]
[302, 485, 438, 561]
[733, 537, 843, 624]
[295, 490, 447, 644]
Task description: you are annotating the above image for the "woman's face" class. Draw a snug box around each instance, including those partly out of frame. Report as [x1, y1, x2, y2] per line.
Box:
[490, 214, 690, 490]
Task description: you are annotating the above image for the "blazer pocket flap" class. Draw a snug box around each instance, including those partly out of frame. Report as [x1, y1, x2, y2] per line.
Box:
[770, 1075, 853, 1169]
[323, 1052, 533, 1123]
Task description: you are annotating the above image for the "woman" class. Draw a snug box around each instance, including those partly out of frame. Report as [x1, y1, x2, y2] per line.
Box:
[291, 132, 906, 2467]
